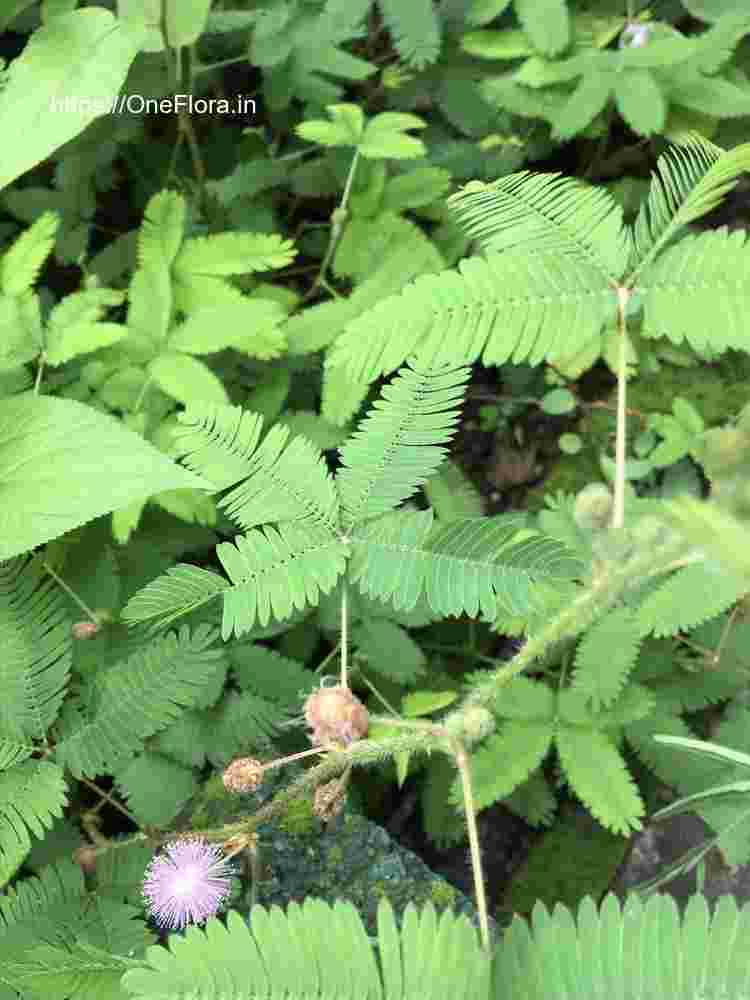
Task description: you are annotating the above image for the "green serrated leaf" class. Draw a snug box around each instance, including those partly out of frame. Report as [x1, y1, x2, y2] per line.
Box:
[149, 352, 229, 406]
[516, 0, 570, 55]
[614, 69, 666, 136]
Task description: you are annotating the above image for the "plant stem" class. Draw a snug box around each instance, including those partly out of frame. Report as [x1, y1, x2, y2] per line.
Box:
[80, 776, 138, 826]
[43, 561, 99, 624]
[452, 739, 491, 952]
[306, 149, 360, 299]
[340, 578, 349, 688]
[612, 284, 630, 530]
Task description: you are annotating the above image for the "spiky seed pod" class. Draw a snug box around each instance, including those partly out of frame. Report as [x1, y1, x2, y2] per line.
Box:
[573, 483, 613, 534]
[461, 706, 495, 744]
[304, 685, 369, 748]
[222, 757, 264, 794]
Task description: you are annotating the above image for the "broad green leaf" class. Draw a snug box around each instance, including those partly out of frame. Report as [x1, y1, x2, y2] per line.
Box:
[175, 233, 296, 277]
[295, 104, 366, 148]
[0, 394, 210, 559]
[402, 691, 458, 717]
[0, 9, 144, 192]
[554, 70, 612, 139]
[516, 0, 570, 55]
[540, 388, 576, 415]
[167, 301, 285, 355]
[683, 0, 749, 19]
[466, 0, 514, 27]
[382, 168, 452, 212]
[149, 352, 229, 406]
[559, 433, 582, 454]
[0, 1, 36, 31]
[41, 0, 78, 20]
[462, 29, 535, 60]
[165, 0, 212, 46]
[614, 69, 666, 136]
[45, 286, 126, 365]
[359, 113, 427, 160]
[46, 322, 125, 366]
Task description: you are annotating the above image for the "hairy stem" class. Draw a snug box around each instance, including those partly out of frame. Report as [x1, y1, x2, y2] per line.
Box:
[452, 739, 491, 952]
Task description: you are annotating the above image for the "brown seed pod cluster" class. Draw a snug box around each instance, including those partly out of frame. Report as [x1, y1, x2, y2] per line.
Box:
[303, 684, 369, 748]
[222, 757, 264, 794]
[313, 778, 347, 823]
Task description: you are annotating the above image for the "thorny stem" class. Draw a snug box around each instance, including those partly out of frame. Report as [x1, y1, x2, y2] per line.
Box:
[451, 740, 491, 953]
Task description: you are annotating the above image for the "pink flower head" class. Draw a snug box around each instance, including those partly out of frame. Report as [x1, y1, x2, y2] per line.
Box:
[142, 837, 234, 930]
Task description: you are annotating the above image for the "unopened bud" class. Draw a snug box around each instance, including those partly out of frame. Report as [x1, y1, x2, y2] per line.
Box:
[222, 757, 264, 794]
[73, 845, 98, 874]
[72, 621, 99, 639]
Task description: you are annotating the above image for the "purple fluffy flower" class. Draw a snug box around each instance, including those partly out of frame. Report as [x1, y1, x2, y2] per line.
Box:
[142, 837, 235, 930]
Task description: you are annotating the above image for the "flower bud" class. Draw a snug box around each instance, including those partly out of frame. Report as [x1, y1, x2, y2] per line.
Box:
[222, 757, 264, 794]
[72, 621, 99, 639]
[304, 685, 369, 748]
[74, 845, 98, 874]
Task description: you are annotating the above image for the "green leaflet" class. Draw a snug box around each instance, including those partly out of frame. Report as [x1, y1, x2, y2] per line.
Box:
[0, 761, 68, 887]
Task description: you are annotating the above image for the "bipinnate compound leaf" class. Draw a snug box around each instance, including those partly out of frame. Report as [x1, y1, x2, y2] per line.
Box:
[217, 523, 348, 638]
[121, 900, 489, 1000]
[0, 9, 144, 192]
[631, 137, 750, 273]
[351, 509, 581, 619]
[0, 394, 211, 559]
[0, 556, 71, 745]
[336, 361, 471, 529]
[53, 624, 225, 779]
[0, 761, 68, 887]
[447, 171, 630, 282]
[121, 564, 229, 634]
